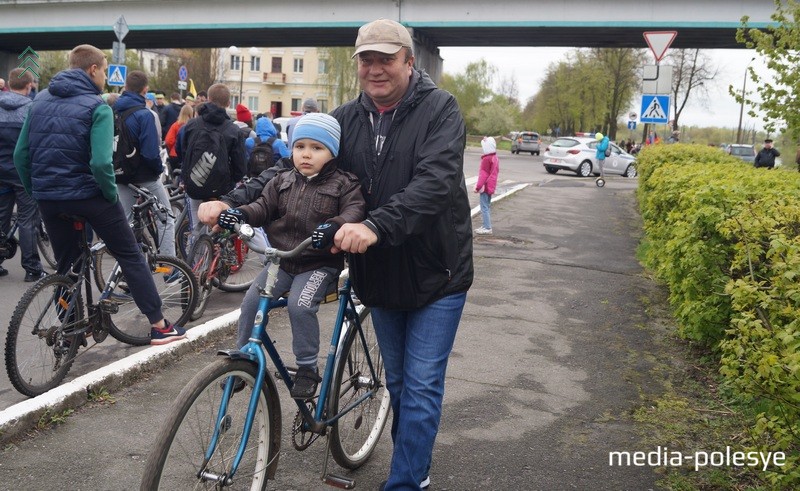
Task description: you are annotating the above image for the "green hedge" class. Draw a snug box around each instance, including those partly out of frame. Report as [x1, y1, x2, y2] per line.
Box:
[637, 144, 800, 487]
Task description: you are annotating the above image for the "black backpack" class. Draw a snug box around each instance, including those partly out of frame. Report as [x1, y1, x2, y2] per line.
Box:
[181, 119, 232, 200]
[247, 136, 276, 177]
[113, 106, 143, 178]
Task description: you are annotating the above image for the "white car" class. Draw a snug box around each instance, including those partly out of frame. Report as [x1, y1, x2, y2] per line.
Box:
[543, 137, 637, 178]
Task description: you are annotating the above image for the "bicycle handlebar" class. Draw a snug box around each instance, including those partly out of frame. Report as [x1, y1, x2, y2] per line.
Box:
[233, 223, 313, 259]
[127, 183, 170, 217]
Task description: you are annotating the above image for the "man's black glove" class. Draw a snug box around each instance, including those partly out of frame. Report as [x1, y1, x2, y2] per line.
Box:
[312, 222, 340, 249]
[218, 208, 245, 231]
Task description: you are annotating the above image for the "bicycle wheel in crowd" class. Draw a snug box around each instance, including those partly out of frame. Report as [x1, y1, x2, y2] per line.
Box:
[328, 306, 391, 469]
[216, 236, 261, 292]
[174, 215, 190, 262]
[140, 359, 281, 491]
[37, 220, 58, 270]
[188, 235, 214, 321]
[105, 255, 198, 346]
[93, 231, 158, 291]
[4, 274, 81, 397]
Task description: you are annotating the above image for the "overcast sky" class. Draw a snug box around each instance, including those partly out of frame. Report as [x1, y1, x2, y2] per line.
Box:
[439, 46, 771, 133]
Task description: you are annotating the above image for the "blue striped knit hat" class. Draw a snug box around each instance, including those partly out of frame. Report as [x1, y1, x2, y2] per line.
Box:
[291, 113, 341, 157]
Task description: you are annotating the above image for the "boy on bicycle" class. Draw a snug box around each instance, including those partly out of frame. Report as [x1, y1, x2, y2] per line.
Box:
[216, 113, 365, 399]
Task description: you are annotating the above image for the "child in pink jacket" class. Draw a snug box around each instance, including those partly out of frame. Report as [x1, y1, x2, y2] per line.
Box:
[474, 136, 500, 235]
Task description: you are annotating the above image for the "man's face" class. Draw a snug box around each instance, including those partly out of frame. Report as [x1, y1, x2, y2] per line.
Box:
[89, 59, 108, 91]
[357, 50, 413, 108]
[0, 79, 5, 90]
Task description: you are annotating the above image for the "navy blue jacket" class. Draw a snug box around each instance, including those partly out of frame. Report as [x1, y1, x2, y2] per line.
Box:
[113, 91, 162, 184]
[22, 68, 113, 201]
[0, 91, 32, 183]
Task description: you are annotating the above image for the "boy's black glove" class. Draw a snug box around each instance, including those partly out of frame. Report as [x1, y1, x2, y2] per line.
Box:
[218, 208, 245, 231]
[312, 222, 340, 249]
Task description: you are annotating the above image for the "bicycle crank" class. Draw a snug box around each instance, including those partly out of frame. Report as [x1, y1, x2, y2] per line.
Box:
[292, 400, 320, 450]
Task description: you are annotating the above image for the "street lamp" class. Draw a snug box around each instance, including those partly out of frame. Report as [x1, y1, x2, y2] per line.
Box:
[736, 57, 755, 145]
[228, 46, 259, 106]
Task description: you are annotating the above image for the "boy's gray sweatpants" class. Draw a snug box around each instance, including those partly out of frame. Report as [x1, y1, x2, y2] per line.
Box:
[237, 265, 339, 368]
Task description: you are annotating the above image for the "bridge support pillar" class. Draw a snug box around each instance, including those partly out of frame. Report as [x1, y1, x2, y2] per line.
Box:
[409, 28, 442, 84]
[0, 51, 18, 82]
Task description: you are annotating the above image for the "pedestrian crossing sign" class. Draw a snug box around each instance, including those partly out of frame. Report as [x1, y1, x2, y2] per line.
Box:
[640, 94, 670, 124]
[107, 64, 127, 87]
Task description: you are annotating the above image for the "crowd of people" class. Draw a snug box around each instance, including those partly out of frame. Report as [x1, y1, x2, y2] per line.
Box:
[1, 17, 473, 490]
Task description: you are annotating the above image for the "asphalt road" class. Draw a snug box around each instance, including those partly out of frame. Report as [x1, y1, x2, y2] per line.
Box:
[0, 147, 664, 490]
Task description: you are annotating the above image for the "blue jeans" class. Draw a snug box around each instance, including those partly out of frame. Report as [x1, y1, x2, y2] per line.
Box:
[372, 292, 467, 490]
[479, 192, 492, 230]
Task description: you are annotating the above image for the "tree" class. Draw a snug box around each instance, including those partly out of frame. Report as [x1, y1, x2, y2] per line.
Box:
[664, 49, 718, 129]
[318, 47, 360, 108]
[469, 95, 519, 136]
[735, 0, 800, 138]
[591, 48, 645, 140]
[439, 59, 497, 132]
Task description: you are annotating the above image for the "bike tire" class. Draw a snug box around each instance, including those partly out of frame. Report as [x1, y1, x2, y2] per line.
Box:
[106, 255, 198, 346]
[216, 236, 261, 292]
[328, 306, 391, 469]
[4, 274, 81, 397]
[37, 221, 58, 270]
[93, 228, 158, 291]
[174, 214, 190, 262]
[140, 358, 282, 490]
[188, 235, 214, 321]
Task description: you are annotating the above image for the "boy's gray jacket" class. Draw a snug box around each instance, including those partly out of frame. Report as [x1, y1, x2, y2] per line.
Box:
[331, 70, 474, 310]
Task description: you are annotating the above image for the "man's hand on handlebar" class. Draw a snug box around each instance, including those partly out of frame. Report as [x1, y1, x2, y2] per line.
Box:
[198, 201, 232, 232]
[331, 223, 378, 254]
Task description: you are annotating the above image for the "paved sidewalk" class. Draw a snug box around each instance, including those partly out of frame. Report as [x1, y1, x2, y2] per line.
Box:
[0, 177, 667, 490]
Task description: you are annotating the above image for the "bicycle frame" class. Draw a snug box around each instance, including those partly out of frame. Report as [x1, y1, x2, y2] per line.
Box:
[206, 235, 382, 481]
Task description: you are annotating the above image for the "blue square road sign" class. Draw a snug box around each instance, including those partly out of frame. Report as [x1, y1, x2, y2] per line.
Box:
[107, 64, 127, 87]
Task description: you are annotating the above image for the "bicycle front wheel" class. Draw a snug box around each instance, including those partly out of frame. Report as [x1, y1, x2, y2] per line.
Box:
[216, 236, 261, 292]
[188, 235, 214, 321]
[328, 306, 391, 469]
[106, 255, 198, 346]
[140, 359, 282, 490]
[4, 274, 81, 397]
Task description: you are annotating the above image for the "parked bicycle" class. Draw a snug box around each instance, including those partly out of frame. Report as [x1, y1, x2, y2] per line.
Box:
[0, 212, 57, 270]
[4, 202, 199, 397]
[141, 226, 390, 490]
[187, 226, 264, 320]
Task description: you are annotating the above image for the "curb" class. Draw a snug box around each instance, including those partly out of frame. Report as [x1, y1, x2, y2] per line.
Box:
[0, 309, 240, 443]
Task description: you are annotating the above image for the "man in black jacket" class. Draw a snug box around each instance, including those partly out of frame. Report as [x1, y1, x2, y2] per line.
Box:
[331, 18, 473, 491]
[755, 139, 781, 169]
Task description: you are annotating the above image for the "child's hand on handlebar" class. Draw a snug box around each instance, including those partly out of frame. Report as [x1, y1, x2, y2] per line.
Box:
[217, 208, 246, 231]
[312, 222, 340, 249]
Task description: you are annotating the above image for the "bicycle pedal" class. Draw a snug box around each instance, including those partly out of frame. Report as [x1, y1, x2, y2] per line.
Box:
[323, 473, 355, 489]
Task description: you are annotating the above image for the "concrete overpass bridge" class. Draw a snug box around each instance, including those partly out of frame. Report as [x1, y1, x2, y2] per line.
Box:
[0, 0, 775, 79]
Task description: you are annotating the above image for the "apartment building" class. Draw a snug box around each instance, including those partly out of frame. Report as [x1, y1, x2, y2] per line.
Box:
[222, 47, 334, 118]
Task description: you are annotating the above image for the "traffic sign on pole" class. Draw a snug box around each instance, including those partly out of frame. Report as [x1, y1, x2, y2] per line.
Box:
[640, 94, 670, 124]
[643, 31, 677, 63]
[112, 41, 126, 64]
[107, 64, 127, 87]
[178, 65, 188, 82]
[113, 15, 129, 42]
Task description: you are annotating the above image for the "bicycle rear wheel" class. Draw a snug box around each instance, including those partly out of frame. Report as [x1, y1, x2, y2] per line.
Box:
[216, 236, 261, 292]
[140, 358, 281, 490]
[188, 235, 214, 321]
[174, 214, 190, 262]
[37, 220, 57, 270]
[106, 255, 198, 346]
[4, 274, 81, 397]
[328, 306, 391, 469]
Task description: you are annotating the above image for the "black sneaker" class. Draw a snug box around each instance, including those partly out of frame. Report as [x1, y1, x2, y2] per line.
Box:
[290, 366, 321, 399]
[24, 270, 47, 282]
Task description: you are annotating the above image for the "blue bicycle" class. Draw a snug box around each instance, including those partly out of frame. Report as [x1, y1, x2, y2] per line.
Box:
[141, 225, 390, 490]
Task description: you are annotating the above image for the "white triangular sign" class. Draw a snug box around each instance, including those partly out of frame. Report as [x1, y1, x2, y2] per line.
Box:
[643, 97, 667, 120]
[643, 31, 677, 63]
[109, 67, 125, 84]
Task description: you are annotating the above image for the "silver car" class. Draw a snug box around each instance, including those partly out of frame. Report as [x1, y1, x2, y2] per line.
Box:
[511, 131, 541, 155]
[542, 137, 637, 178]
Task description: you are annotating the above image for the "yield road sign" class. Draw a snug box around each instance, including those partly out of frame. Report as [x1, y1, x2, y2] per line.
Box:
[643, 31, 677, 63]
[113, 15, 129, 42]
[107, 64, 127, 87]
[178, 65, 188, 81]
[640, 95, 670, 124]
